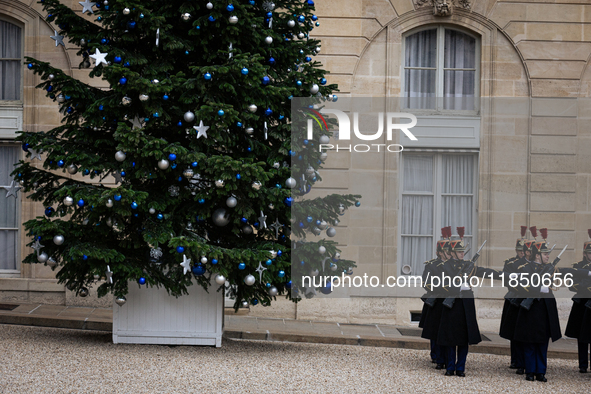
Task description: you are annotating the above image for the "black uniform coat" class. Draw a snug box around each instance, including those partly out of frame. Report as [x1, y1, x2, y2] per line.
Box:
[565, 258, 591, 340]
[499, 256, 520, 340]
[435, 259, 499, 347]
[513, 261, 561, 344]
[419, 257, 440, 329]
[421, 258, 447, 341]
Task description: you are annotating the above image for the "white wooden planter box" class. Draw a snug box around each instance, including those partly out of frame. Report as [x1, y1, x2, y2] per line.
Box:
[113, 282, 224, 347]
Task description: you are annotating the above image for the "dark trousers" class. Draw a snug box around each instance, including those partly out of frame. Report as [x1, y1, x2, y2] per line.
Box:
[578, 340, 591, 370]
[511, 340, 525, 369]
[446, 345, 469, 372]
[523, 341, 548, 374]
[430, 340, 446, 364]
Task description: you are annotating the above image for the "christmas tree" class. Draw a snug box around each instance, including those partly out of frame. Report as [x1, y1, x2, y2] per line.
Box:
[15, 0, 359, 309]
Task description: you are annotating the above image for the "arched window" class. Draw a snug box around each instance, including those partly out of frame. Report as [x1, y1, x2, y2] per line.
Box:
[0, 19, 22, 101]
[403, 26, 479, 112]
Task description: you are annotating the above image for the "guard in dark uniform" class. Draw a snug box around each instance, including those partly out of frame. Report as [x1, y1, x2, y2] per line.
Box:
[500, 226, 527, 370]
[420, 234, 448, 368]
[437, 227, 500, 377]
[565, 230, 591, 373]
[421, 227, 453, 370]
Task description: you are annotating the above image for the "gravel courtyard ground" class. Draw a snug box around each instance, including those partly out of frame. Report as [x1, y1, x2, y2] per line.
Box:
[0, 324, 589, 393]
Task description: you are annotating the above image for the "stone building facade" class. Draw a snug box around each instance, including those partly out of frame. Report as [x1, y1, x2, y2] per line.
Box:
[1, 0, 590, 330]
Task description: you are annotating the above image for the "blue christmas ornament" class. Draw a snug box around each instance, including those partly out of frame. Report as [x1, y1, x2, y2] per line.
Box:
[236, 121, 243, 127]
[278, 270, 285, 278]
[218, 109, 225, 116]
[139, 277, 146, 285]
[296, 80, 302, 87]
[266, 282, 271, 288]
[185, 51, 190, 55]
[168, 153, 177, 161]
[100, 38, 107, 45]
[262, 76, 270, 85]
[123, 62, 130, 67]
[119, 77, 127, 85]
[153, 112, 160, 118]
[114, 56, 122, 63]
[27, 63, 33, 69]
[177, 121, 183, 127]
[269, 57, 275, 65]
[320, 282, 332, 295]
[279, 114, 284, 120]
[131, 202, 138, 209]
[265, 108, 273, 116]
[251, 299, 258, 305]
[157, 213, 163, 220]
[320, 77, 327, 85]
[204, 72, 212, 80]
[77, 199, 85, 207]
[97, 16, 102, 21]
[298, 222, 304, 228]
[241, 68, 249, 75]
[140, 13, 144, 18]
[298, 15, 305, 22]
[163, 94, 169, 100]
[176, 246, 184, 253]
[306, 216, 313, 223]
[127, 20, 137, 29]
[22, 143, 30, 152]
[193, 264, 206, 276]
[303, 139, 309, 145]
[355, 201, 361, 207]
[236, 174, 241, 180]
[316, 220, 321, 226]
[44, 207, 55, 217]
[198, 198, 205, 204]
[114, 194, 122, 201]
[208, 16, 216, 22]
[249, 0, 255, 4]
[266, 259, 272, 266]
[57, 160, 65, 167]
[191, 161, 198, 168]
[83, 169, 90, 175]
[121, 171, 126, 177]
[239, 263, 246, 270]
[312, 15, 318, 21]
[277, 250, 282, 256]
[240, 217, 247, 223]
[284, 197, 293, 207]
[46, 85, 53, 92]
[226, 4, 234, 11]
[286, 280, 292, 289]
[211, 259, 218, 264]
[82, 255, 88, 260]
[300, 260, 305, 265]
[67, 107, 73, 114]
[289, 150, 295, 156]
[171, 163, 177, 169]
[315, 22, 320, 27]
[305, 56, 311, 62]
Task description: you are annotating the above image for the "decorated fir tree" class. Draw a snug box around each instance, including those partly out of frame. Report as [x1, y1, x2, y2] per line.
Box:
[15, 0, 359, 309]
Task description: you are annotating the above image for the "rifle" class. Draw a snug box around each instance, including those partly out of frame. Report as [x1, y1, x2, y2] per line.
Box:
[586, 299, 591, 310]
[443, 240, 487, 309]
[520, 245, 567, 311]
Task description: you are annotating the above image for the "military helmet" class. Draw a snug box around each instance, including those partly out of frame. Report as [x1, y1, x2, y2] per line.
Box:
[515, 239, 525, 252]
[523, 240, 535, 253]
[450, 239, 466, 252]
[533, 241, 550, 254]
[437, 239, 451, 253]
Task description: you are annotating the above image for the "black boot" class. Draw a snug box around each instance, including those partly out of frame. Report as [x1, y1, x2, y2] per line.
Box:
[525, 373, 535, 381]
[579, 368, 587, 373]
[445, 370, 455, 376]
[535, 373, 547, 382]
[516, 368, 524, 375]
[456, 371, 465, 377]
[435, 363, 445, 370]
[509, 363, 517, 369]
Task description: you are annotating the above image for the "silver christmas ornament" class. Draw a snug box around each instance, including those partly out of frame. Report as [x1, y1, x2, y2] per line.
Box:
[139, 94, 149, 102]
[38, 252, 49, 263]
[310, 269, 319, 276]
[182, 13, 191, 21]
[287, 20, 296, 27]
[66, 164, 78, 175]
[48, 74, 55, 81]
[106, 199, 114, 208]
[212, 208, 230, 226]
[245, 127, 254, 135]
[320, 152, 328, 161]
[334, 219, 340, 226]
[123, 7, 130, 15]
[339, 204, 345, 215]
[184, 111, 195, 122]
[215, 274, 226, 285]
[229, 16, 238, 24]
[268, 203, 274, 210]
[330, 263, 338, 272]
[200, 256, 208, 264]
[248, 104, 257, 113]
[226, 196, 237, 208]
[273, 162, 280, 169]
[335, 252, 341, 259]
[121, 96, 132, 106]
[115, 296, 127, 306]
[268, 286, 278, 297]
[269, 250, 277, 259]
[285, 177, 296, 189]
[252, 181, 262, 190]
[347, 267, 354, 275]
[79, 287, 89, 297]
[149, 208, 156, 214]
[215, 179, 225, 188]
[241, 300, 249, 308]
[57, 94, 66, 103]
[319, 246, 326, 254]
[265, 36, 273, 45]
[206, 2, 213, 9]
[152, 79, 159, 84]
[183, 168, 194, 179]
[64, 196, 74, 206]
[158, 159, 170, 170]
[115, 151, 126, 162]
[306, 166, 315, 175]
[83, 219, 89, 226]
[244, 274, 256, 286]
[316, 46, 321, 53]
[80, 38, 86, 46]
[47, 257, 57, 268]
[106, 217, 113, 227]
[168, 185, 180, 197]
[312, 227, 321, 235]
[310, 84, 319, 94]
[242, 225, 253, 235]
[53, 235, 65, 245]
[326, 227, 337, 237]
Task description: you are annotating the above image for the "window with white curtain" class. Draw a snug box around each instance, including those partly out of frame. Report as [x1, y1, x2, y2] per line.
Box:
[400, 153, 477, 276]
[0, 145, 20, 272]
[0, 20, 22, 101]
[403, 26, 478, 111]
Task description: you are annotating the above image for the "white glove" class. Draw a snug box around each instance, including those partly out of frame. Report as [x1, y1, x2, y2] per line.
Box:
[460, 284, 471, 291]
[540, 286, 549, 294]
[588, 271, 591, 276]
[509, 273, 518, 280]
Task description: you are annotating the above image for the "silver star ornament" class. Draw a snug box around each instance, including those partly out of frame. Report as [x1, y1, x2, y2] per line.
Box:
[180, 254, 192, 275]
[4, 181, 21, 199]
[31, 239, 44, 255]
[270, 218, 283, 239]
[256, 261, 268, 283]
[258, 210, 268, 229]
[79, 0, 96, 14]
[29, 149, 43, 161]
[50, 30, 65, 47]
[105, 265, 113, 284]
[89, 48, 109, 67]
[194, 120, 209, 139]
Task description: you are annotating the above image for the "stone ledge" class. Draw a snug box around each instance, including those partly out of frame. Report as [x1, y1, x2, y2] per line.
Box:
[0, 278, 64, 292]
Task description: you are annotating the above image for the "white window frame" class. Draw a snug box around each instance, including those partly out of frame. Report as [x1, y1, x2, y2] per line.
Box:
[0, 143, 22, 276]
[401, 25, 481, 116]
[398, 152, 479, 276]
[0, 17, 24, 106]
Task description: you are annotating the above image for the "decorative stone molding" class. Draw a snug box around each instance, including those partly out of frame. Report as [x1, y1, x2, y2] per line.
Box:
[415, 0, 471, 17]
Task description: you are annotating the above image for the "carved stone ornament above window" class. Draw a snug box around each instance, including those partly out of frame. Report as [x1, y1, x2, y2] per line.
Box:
[415, 0, 471, 17]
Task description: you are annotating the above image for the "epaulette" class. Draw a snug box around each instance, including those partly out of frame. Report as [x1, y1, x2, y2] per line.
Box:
[424, 258, 438, 265]
[517, 263, 528, 270]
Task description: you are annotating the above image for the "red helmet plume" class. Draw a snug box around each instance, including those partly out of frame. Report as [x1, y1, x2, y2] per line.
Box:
[540, 228, 548, 241]
[521, 226, 527, 238]
[457, 227, 465, 239]
[530, 226, 537, 239]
